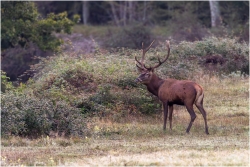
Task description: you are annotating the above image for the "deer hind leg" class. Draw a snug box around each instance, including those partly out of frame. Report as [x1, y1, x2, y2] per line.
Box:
[169, 105, 173, 130]
[195, 98, 209, 135]
[185, 105, 196, 134]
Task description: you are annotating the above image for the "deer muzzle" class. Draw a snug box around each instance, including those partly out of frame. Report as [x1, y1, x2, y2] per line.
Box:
[135, 77, 142, 83]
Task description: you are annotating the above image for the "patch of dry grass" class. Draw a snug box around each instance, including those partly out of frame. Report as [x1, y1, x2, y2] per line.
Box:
[1, 130, 248, 166]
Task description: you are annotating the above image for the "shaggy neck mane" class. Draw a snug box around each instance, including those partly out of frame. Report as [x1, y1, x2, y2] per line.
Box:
[145, 74, 164, 96]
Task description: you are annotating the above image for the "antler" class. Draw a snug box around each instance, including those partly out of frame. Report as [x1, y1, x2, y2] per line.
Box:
[135, 40, 155, 70]
[150, 40, 170, 70]
[135, 40, 170, 71]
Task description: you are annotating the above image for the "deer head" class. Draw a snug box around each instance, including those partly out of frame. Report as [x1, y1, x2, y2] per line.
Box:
[135, 40, 170, 84]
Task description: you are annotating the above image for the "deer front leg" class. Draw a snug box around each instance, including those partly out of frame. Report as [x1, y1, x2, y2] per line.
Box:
[169, 105, 173, 130]
[163, 103, 168, 130]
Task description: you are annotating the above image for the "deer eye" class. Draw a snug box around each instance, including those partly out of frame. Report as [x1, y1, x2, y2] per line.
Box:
[145, 73, 150, 77]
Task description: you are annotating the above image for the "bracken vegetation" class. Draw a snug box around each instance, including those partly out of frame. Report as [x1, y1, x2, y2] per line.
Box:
[2, 37, 248, 137]
[1, 36, 249, 166]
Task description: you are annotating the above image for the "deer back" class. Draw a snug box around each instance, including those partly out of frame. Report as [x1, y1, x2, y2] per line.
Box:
[158, 79, 204, 105]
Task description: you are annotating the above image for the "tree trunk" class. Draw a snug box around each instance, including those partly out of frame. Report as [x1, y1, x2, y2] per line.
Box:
[110, 1, 120, 26]
[82, 1, 89, 25]
[123, 1, 127, 26]
[209, 0, 221, 27]
[143, 1, 146, 21]
[128, 1, 134, 23]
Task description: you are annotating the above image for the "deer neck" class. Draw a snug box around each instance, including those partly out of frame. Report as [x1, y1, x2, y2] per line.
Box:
[145, 74, 164, 97]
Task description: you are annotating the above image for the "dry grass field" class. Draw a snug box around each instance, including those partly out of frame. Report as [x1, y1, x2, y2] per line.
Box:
[1, 77, 249, 166]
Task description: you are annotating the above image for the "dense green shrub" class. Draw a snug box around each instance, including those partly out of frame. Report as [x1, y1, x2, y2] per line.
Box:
[1, 92, 88, 137]
[115, 88, 162, 115]
[1, 70, 14, 93]
[172, 37, 248, 58]
[89, 84, 114, 105]
[1, 1, 77, 51]
[171, 37, 249, 75]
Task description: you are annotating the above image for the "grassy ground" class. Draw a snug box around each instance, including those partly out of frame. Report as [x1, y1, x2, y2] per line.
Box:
[1, 76, 249, 166]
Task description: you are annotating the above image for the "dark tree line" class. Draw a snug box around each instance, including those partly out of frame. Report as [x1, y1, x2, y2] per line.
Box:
[36, 1, 249, 28]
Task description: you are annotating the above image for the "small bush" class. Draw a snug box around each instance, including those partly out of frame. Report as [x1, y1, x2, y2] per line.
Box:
[1, 70, 14, 93]
[1, 93, 26, 136]
[1, 92, 88, 138]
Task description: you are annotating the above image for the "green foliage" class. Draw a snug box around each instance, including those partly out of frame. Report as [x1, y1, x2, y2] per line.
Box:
[114, 89, 162, 115]
[1, 37, 248, 138]
[89, 84, 114, 106]
[1, 2, 75, 51]
[72, 14, 81, 24]
[1, 70, 14, 93]
[22, 50, 162, 117]
[171, 37, 249, 75]
[33, 12, 74, 51]
[117, 75, 138, 89]
[1, 2, 38, 49]
[1, 91, 88, 137]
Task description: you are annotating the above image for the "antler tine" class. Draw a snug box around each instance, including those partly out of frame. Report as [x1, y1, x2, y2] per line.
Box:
[143, 40, 155, 54]
[135, 40, 155, 70]
[135, 56, 143, 67]
[151, 40, 170, 70]
[136, 63, 145, 71]
[141, 40, 155, 64]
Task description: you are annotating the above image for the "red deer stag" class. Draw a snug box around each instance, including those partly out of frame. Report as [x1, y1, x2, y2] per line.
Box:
[135, 40, 209, 134]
